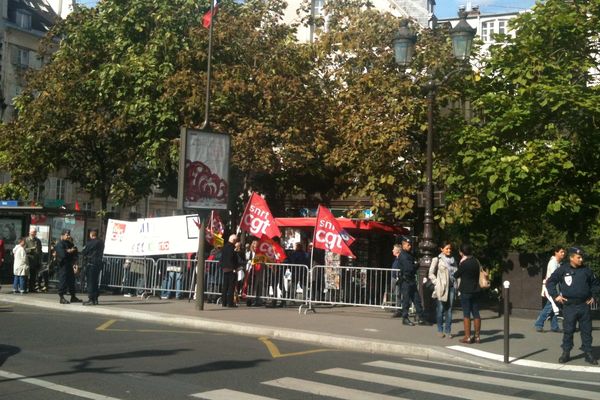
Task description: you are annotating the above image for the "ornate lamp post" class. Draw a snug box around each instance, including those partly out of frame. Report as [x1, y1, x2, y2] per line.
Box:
[393, 10, 476, 318]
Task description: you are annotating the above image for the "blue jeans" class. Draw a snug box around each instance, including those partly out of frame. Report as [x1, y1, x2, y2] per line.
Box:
[534, 300, 560, 331]
[436, 286, 455, 334]
[13, 275, 26, 292]
[161, 271, 183, 299]
[460, 292, 481, 319]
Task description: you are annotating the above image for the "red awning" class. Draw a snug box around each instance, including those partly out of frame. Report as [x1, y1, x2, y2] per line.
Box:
[274, 217, 408, 235]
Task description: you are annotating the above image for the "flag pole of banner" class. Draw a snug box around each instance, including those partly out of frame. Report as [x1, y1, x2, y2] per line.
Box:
[312, 204, 356, 258]
[239, 192, 282, 239]
[203, 0, 220, 29]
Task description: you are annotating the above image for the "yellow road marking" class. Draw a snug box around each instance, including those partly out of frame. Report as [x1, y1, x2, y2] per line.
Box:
[258, 336, 332, 358]
[95, 319, 219, 334]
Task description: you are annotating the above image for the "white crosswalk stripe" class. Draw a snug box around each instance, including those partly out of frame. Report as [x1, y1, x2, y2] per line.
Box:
[262, 377, 406, 400]
[190, 388, 278, 400]
[318, 367, 524, 400]
[365, 360, 599, 399]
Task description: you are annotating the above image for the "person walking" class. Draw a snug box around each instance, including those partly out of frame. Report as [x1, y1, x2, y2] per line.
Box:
[81, 229, 104, 305]
[25, 227, 43, 292]
[390, 243, 403, 318]
[55, 229, 81, 304]
[428, 241, 458, 338]
[398, 237, 425, 326]
[13, 237, 28, 294]
[453, 243, 482, 344]
[220, 234, 239, 308]
[534, 246, 565, 333]
[546, 247, 600, 365]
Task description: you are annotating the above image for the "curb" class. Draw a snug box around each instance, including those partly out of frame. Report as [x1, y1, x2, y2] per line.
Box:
[0, 294, 488, 367]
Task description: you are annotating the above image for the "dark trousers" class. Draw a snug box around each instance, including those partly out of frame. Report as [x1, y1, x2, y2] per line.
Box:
[58, 264, 76, 297]
[562, 302, 592, 352]
[221, 271, 236, 306]
[28, 263, 40, 292]
[400, 281, 424, 319]
[86, 263, 101, 301]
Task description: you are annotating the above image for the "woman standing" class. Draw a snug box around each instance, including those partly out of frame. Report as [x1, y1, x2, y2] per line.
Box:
[453, 243, 482, 344]
[428, 241, 458, 338]
[13, 237, 28, 294]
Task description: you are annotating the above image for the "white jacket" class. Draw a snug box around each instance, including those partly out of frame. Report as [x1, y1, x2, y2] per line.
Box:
[13, 245, 29, 276]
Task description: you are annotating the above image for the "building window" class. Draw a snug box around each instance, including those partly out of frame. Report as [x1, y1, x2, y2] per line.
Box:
[11, 47, 29, 68]
[16, 10, 31, 30]
[498, 19, 507, 35]
[481, 20, 495, 42]
[48, 178, 66, 200]
[31, 185, 44, 202]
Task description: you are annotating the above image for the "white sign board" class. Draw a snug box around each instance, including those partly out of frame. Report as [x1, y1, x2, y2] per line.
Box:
[104, 215, 201, 256]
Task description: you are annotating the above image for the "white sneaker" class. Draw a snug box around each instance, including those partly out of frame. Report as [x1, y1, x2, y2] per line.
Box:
[123, 293, 133, 297]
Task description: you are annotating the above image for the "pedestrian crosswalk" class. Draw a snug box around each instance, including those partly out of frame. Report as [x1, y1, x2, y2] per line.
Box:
[190, 358, 600, 399]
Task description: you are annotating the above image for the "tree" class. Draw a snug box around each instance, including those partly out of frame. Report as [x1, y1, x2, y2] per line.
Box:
[441, 0, 600, 258]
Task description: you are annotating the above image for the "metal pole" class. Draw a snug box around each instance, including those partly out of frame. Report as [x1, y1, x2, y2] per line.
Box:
[195, 212, 208, 310]
[200, 0, 215, 131]
[503, 280, 510, 363]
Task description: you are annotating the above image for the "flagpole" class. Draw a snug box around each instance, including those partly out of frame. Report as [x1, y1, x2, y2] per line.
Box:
[200, 0, 215, 131]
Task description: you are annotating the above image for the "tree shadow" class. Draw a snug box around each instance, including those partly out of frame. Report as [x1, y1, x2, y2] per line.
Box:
[149, 359, 270, 376]
[0, 344, 20, 367]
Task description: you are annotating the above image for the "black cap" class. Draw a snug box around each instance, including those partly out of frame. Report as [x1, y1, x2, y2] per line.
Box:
[400, 236, 412, 244]
[61, 229, 71, 235]
[568, 247, 584, 256]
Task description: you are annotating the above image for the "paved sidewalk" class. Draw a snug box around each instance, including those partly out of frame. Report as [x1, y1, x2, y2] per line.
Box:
[1, 289, 599, 373]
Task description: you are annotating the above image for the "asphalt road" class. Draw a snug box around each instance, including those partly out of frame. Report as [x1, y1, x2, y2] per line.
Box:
[1, 302, 599, 400]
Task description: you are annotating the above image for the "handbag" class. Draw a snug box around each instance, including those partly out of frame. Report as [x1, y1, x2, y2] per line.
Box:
[424, 278, 436, 291]
[479, 266, 490, 289]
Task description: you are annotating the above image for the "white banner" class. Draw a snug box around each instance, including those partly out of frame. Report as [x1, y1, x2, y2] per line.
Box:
[104, 215, 201, 256]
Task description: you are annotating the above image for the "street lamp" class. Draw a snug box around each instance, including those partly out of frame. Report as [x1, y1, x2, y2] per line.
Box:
[393, 10, 476, 318]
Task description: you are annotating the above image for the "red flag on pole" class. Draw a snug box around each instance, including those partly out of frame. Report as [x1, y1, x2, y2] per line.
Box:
[256, 235, 287, 263]
[239, 192, 281, 239]
[202, 0, 220, 29]
[75, 201, 81, 211]
[313, 205, 356, 258]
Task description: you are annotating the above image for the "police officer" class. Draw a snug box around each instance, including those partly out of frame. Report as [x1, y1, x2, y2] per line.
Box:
[546, 247, 600, 365]
[81, 229, 104, 305]
[55, 229, 81, 304]
[398, 236, 425, 326]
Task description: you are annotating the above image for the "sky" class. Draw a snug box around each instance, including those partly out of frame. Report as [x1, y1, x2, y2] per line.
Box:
[435, 0, 538, 18]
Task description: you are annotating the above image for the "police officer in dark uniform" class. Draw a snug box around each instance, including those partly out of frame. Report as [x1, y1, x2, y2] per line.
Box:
[81, 229, 104, 305]
[398, 237, 425, 326]
[55, 229, 81, 304]
[546, 247, 600, 365]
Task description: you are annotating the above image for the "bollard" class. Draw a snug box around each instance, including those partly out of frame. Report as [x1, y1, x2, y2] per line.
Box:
[503, 280, 510, 363]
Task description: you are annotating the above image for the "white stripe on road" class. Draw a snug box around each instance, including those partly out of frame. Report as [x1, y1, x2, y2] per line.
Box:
[318, 368, 523, 400]
[447, 345, 600, 373]
[0, 369, 122, 400]
[262, 377, 406, 400]
[190, 388, 278, 400]
[365, 360, 599, 399]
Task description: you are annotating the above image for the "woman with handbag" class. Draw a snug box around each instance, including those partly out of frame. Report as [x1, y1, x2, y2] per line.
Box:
[428, 241, 458, 338]
[453, 243, 483, 344]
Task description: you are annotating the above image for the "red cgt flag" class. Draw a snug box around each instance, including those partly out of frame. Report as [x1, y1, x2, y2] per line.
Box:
[256, 235, 286, 263]
[313, 205, 355, 258]
[202, 0, 220, 29]
[239, 192, 281, 239]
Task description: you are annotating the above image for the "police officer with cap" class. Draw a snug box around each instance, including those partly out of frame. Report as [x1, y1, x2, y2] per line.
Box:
[546, 247, 600, 365]
[397, 236, 425, 326]
[55, 229, 81, 304]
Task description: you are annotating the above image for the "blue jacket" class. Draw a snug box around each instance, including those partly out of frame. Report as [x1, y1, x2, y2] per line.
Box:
[398, 250, 417, 281]
[546, 263, 600, 303]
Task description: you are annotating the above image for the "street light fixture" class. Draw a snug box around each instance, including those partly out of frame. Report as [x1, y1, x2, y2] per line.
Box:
[393, 10, 476, 318]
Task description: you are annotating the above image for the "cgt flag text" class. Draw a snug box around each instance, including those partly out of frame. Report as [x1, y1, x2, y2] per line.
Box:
[313, 205, 355, 258]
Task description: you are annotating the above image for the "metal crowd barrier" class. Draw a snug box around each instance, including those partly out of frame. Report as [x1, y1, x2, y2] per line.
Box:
[101, 256, 157, 297]
[305, 265, 402, 313]
[239, 262, 310, 306]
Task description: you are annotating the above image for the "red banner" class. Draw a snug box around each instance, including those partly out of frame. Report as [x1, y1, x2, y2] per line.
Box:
[313, 205, 355, 258]
[256, 235, 286, 263]
[239, 192, 281, 239]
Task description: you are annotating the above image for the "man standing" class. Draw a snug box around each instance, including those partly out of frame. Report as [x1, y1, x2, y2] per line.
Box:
[391, 243, 402, 318]
[220, 234, 239, 308]
[534, 246, 565, 332]
[81, 229, 104, 305]
[55, 229, 81, 304]
[547, 247, 600, 365]
[398, 237, 425, 326]
[25, 227, 43, 292]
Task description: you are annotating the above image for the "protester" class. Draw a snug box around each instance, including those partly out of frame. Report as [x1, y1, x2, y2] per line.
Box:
[397, 237, 425, 326]
[428, 241, 458, 338]
[81, 229, 104, 305]
[55, 229, 81, 304]
[546, 247, 600, 365]
[534, 246, 565, 333]
[245, 239, 265, 307]
[390, 243, 402, 318]
[286, 242, 310, 300]
[220, 234, 239, 307]
[25, 227, 42, 292]
[453, 243, 482, 344]
[12, 237, 28, 294]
